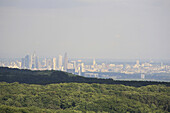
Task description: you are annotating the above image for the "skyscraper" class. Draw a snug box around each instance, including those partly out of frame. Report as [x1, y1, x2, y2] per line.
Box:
[30, 52, 40, 69]
[25, 55, 31, 69]
[93, 59, 96, 66]
[70, 61, 77, 74]
[21, 58, 25, 68]
[64, 52, 68, 71]
[81, 63, 85, 72]
[35, 56, 39, 69]
[78, 67, 81, 76]
[52, 58, 56, 70]
[43, 58, 47, 67]
[21, 53, 40, 69]
[46, 58, 52, 70]
[31, 53, 36, 69]
[58, 55, 62, 70]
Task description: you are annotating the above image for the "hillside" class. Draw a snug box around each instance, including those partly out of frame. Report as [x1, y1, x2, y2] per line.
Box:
[0, 67, 170, 87]
[0, 82, 170, 113]
[0, 67, 170, 113]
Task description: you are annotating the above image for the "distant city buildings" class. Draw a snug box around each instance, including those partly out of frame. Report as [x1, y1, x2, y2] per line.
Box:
[52, 58, 56, 70]
[58, 55, 63, 71]
[19, 53, 68, 71]
[0, 53, 170, 81]
[21, 53, 39, 70]
[64, 52, 68, 71]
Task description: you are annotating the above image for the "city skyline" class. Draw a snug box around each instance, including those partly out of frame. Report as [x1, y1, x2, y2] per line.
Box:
[0, 0, 170, 59]
[0, 52, 170, 82]
[0, 1, 170, 111]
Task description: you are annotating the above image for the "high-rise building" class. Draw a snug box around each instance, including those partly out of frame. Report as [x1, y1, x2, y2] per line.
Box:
[52, 58, 56, 70]
[43, 58, 47, 67]
[93, 59, 96, 66]
[30, 52, 40, 69]
[31, 53, 36, 69]
[46, 59, 52, 70]
[21, 54, 32, 69]
[70, 61, 77, 73]
[64, 52, 68, 71]
[58, 55, 62, 70]
[21, 58, 25, 68]
[71, 61, 77, 69]
[21, 53, 40, 69]
[81, 63, 85, 72]
[25, 55, 32, 69]
[78, 67, 81, 75]
[35, 56, 39, 69]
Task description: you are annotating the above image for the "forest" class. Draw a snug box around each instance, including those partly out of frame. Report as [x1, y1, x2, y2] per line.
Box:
[0, 82, 170, 113]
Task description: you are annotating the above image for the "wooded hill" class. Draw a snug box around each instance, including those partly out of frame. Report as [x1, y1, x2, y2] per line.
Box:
[0, 67, 170, 87]
[0, 67, 170, 112]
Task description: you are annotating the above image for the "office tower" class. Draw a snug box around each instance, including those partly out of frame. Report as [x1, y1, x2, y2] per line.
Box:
[21, 58, 25, 68]
[70, 61, 77, 73]
[81, 63, 85, 72]
[64, 52, 68, 71]
[43, 58, 47, 67]
[31, 53, 36, 69]
[71, 61, 77, 69]
[93, 59, 96, 66]
[58, 55, 62, 70]
[35, 56, 39, 69]
[25, 55, 32, 69]
[30, 52, 40, 69]
[46, 59, 52, 70]
[78, 67, 81, 76]
[52, 58, 56, 70]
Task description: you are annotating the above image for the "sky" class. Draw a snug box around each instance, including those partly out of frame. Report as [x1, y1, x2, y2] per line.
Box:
[0, 0, 170, 59]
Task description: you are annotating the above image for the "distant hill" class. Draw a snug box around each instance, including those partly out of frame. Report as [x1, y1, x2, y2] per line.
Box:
[0, 67, 170, 87]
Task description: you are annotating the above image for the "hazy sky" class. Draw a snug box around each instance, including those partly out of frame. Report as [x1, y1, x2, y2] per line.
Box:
[0, 0, 170, 59]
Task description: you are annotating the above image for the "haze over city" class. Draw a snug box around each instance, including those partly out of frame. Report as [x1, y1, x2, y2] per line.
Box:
[0, 0, 170, 59]
[1, 1, 170, 112]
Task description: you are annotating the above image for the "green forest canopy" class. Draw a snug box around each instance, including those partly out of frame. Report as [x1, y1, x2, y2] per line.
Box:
[0, 82, 170, 113]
